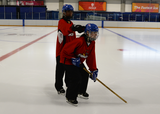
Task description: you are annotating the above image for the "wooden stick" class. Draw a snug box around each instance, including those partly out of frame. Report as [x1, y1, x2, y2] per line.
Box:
[83, 67, 127, 104]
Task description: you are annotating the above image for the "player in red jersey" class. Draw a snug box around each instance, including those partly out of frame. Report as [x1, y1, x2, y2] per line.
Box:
[60, 23, 99, 106]
[55, 4, 85, 94]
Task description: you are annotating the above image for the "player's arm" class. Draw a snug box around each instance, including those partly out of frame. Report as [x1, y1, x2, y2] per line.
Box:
[86, 43, 98, 82]
[86, 43, 97, 71]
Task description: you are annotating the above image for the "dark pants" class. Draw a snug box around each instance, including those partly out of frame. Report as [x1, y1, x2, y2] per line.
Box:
[63, 64, 89, 100]
[55, 56, 69, 91]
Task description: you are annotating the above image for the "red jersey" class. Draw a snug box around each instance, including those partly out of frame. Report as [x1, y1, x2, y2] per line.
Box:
[56, 17, 76, 57]
[60, 35, 97, 71]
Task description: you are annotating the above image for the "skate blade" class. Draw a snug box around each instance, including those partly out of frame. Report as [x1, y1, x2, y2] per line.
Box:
[78, 95, 89, 99]
[66, 101, 78, 107]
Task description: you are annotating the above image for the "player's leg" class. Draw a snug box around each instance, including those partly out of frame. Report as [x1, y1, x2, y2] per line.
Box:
[55, 56, 65, 94]
[64, 70, 69, 88]
[64, 65, 81, 105]
[78, 63, 89, 99]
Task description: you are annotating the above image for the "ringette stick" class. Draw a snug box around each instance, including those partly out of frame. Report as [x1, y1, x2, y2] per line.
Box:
[83, 67, 127, 103]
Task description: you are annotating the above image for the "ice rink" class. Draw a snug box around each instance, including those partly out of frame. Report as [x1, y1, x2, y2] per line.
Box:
[0, 26, 160, 114]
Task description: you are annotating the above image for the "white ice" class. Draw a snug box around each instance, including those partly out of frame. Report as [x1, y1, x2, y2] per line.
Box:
[0, 26, 160, 114]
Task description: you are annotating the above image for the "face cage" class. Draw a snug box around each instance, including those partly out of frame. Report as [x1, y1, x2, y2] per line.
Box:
[88, 31, 99, 41]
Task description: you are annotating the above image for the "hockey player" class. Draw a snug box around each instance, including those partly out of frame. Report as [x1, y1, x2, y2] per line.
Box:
[55, 4, 85, 94]
[60, 23, 99, 105]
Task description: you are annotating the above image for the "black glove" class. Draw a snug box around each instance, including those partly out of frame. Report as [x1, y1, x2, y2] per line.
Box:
[71, 25, 86, 33]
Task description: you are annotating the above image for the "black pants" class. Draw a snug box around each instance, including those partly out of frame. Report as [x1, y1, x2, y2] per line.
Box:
[55, 56, 69, 91]
[63, 64, 89, 100]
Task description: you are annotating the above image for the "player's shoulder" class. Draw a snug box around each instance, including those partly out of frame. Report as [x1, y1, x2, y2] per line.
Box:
[59, 18, 73, 23]
[90, 40, 95, 46]
[58, 18, 65, 23]
[92, 41, 95, 44]
[75, 35, 85, 44]
[58, 19, 67, 28]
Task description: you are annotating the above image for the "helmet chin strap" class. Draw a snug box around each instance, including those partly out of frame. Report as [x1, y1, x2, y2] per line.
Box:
[85, 33, 93, 42]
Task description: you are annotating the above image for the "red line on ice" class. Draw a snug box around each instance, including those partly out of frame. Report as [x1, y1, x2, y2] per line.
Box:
[0, 29, 57, 62]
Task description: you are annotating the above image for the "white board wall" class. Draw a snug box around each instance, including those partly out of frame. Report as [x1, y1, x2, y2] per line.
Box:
[1, 19, 160, 29]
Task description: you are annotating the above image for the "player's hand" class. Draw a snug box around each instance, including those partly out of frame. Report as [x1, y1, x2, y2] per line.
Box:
[90, 69, 98, 82]
[71, 25, 85, 33]
[71, 57, 80, 67]
[77, 25, 85, 33]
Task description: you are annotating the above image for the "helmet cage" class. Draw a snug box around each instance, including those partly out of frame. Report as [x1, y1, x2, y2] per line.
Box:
[87, 31, 99, 41]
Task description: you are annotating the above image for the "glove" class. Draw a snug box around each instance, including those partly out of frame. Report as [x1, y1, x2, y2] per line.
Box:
[90, 69, 98, 82]
[71, 57, 80, 67]
[77, 25, 85, 33]
[71, 25, 86, 33]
